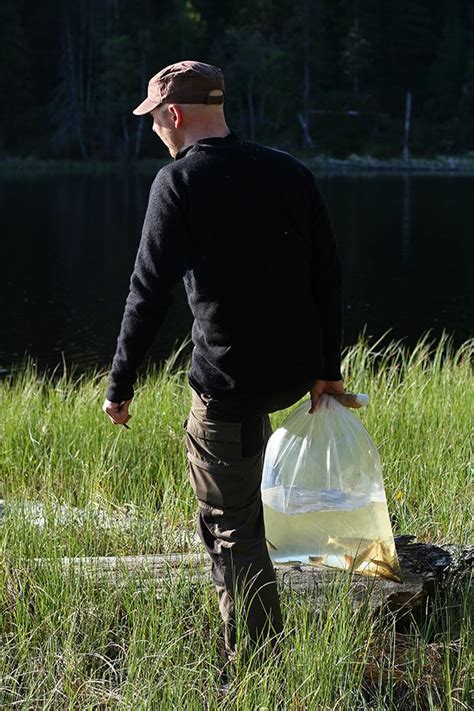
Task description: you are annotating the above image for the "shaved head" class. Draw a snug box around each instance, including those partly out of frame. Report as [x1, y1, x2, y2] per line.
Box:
[150, 90, 230, 158]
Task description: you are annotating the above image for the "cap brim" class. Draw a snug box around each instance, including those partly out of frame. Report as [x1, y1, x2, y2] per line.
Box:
[132, 97, 160, 116]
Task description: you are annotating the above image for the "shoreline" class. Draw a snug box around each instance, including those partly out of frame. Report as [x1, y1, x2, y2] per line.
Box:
[2, 153, 474, 176]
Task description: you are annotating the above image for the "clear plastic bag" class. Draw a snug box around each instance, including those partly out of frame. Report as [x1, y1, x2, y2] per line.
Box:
[261, 393, 402, 582]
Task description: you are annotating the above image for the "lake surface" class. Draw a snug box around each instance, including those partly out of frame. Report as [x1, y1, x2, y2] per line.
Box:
[1, 172, 473, 377]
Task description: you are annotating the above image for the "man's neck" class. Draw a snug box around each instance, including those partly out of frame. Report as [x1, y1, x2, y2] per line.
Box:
[178, 126, 231, 153]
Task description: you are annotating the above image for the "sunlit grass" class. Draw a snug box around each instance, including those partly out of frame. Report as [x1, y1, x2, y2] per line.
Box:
[1, 330, 472, 707]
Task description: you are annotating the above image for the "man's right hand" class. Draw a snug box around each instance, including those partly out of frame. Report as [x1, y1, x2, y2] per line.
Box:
[309, 379, 345, 414]
[102, 398, 133, 426]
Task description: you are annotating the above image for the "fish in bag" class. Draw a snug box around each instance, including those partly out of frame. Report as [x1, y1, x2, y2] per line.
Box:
[261, 393, 402, 582]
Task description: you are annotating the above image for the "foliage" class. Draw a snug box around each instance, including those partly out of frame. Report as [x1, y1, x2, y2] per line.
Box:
[1, 0, 474, 158]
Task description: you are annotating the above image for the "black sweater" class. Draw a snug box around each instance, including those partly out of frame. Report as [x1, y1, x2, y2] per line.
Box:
[106, 130, 344, 415]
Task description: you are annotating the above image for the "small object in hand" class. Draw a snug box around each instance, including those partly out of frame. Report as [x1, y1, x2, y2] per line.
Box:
[330, 392, 369, 409]
[122, 423, 131, 430]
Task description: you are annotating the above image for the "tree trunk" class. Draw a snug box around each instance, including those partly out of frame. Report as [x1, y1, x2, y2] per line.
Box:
[238, 96, 245, 134]
[298, 112, 314, 150]
[258, 91, 266, 128]
[247, 74, 255, 141]
[134, 49, 147, 160]
[63, 0, 88, 158]
[85, 0, 95, 116]
[300, 3, 314, 150]
[31, 537, 473, 618]
[403, 89, 412, 163]
[120, 115, 131, 172]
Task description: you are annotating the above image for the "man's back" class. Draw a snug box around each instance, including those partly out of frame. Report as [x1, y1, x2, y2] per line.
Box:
[106, 130, 343, 414]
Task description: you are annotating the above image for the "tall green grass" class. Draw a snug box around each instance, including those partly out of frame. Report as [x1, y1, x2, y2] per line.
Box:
[1, 331, 472, 708]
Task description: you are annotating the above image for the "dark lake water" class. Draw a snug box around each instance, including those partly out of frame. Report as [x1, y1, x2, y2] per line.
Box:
[1, 172, 473, 377]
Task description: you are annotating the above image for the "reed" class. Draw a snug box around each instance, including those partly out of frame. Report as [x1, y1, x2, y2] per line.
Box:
[1, 331, 472, 708]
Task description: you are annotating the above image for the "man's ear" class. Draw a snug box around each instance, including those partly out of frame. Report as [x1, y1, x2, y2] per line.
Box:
[169, 104, 182, 128]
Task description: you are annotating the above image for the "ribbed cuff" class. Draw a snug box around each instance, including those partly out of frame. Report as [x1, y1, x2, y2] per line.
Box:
[105, 381, 134, 404]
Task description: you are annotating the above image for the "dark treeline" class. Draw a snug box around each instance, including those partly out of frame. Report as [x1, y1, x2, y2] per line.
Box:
[2, 0, 474, 161]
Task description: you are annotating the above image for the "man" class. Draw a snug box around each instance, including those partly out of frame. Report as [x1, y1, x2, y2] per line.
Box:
[102, 60, 345, 672]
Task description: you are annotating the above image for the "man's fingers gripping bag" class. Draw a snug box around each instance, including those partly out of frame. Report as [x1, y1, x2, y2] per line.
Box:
[262, 393, 402, 582]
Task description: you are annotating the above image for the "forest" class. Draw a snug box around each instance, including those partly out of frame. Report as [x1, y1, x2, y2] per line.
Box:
[1, 0, 474, 162]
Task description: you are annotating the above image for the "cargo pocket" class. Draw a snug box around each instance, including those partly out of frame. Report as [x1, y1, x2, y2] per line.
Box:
[184, 410, 245, 510]
[185, 409, 242, 465]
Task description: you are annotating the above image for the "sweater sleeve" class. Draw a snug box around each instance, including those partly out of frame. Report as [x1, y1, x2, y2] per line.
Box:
[307, 172, 344, 381]
[106, 169, 190, 403]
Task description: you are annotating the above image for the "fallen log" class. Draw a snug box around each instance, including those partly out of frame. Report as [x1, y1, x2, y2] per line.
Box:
[26, 536, 472, 618]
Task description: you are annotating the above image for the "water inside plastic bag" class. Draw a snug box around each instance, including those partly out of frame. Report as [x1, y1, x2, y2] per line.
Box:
[262, 396, 402, 582]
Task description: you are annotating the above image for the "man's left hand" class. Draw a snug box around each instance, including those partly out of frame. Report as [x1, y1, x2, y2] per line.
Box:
[309, 379, 345, 414]
[102, 398, 133, 426]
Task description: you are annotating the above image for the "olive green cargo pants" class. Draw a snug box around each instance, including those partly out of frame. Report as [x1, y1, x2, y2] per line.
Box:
[184, 387, 283, 663]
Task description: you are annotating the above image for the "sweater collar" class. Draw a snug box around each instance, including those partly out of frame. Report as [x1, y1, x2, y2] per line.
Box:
[174, 129, 240, 160]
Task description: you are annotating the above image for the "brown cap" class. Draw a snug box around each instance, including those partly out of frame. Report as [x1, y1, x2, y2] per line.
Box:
[132, 60, 225, 116]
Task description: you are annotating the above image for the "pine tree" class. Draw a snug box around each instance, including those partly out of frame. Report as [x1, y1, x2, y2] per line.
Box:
[426, 0, 466, 122]
[0, 1, 32, 157]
